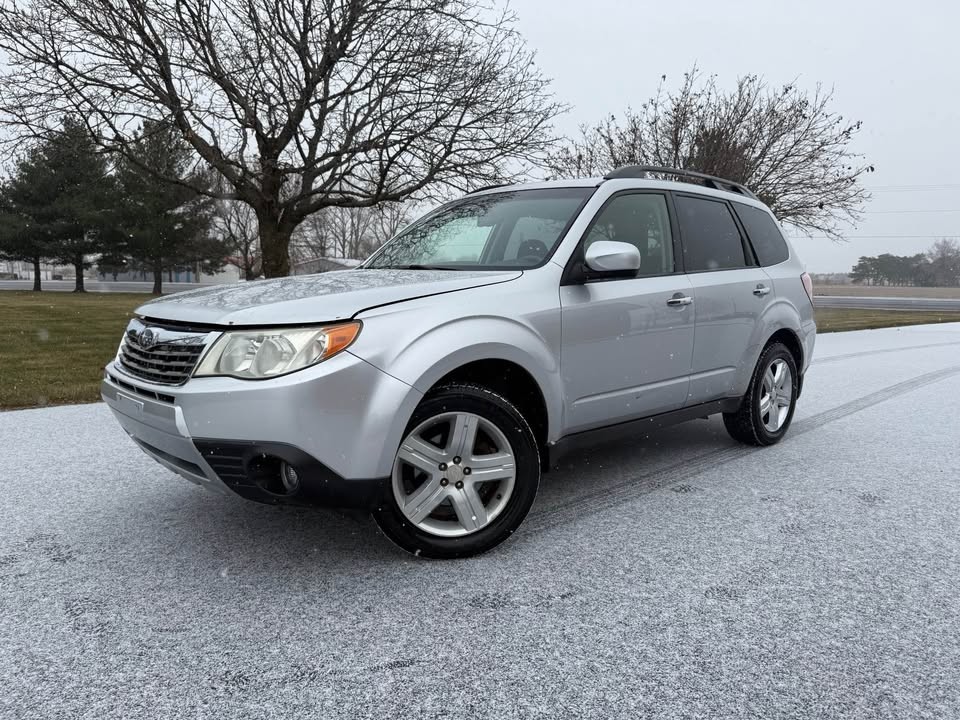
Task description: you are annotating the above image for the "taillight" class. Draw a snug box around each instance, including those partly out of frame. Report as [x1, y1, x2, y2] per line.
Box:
[801, 272, 814, 305]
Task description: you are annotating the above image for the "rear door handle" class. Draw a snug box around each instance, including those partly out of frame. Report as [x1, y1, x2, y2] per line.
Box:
[753, 284, 771, 297]
[666, 294, 693, 307]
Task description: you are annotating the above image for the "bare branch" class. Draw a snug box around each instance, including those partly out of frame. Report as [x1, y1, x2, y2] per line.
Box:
[547, 68, 872, 241]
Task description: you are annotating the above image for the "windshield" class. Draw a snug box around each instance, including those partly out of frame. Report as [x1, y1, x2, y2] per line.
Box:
[364, 187, 593, 270]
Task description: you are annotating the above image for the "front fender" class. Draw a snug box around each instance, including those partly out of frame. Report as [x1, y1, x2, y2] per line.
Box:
[349, 313, 563, 476]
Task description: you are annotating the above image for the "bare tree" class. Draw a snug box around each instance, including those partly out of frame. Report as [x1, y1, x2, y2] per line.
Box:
[927, 238, 960, 287]
[294, 212, 333, 264]
[293, 201, 411, 265]
[330, 206, 376, 258]
[0, 0, 564, 276]
[216, 201, 261, 281]
[549, 68, 873, 239]
[371, 201, 413, 245]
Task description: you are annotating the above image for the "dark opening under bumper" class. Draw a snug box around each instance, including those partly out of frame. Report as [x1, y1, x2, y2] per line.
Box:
[193, 439, 386, 510]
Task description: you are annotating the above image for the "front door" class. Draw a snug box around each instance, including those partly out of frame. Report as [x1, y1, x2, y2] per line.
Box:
[560, 192, 695, 434]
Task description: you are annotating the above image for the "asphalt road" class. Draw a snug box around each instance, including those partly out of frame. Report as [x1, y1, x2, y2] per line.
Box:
[2, 323, 960, 719]
[815, 295, 960, 311]
[0, 280, 206, 293]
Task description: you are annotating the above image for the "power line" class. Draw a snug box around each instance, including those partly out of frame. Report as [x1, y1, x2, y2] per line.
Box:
[866, 184, 960, 193]
[863, 209, 960, 214]
[790, 234, 958, 240]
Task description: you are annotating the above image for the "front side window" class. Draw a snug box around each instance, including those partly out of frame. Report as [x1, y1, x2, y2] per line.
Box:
[364, 188, 592, 270]
[582, 193, 675, 276]
[675, 195, 748, 272]
[734, 203, 790, 266]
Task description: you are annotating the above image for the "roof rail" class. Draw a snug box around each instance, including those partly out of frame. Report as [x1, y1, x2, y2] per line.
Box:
[603, 165, 757, 200]
[466, 182, 512, 195]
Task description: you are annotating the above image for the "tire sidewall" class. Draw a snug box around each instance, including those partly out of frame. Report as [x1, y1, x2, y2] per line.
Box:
[373, 385, 540, 559]
[751, 344, 799, 444]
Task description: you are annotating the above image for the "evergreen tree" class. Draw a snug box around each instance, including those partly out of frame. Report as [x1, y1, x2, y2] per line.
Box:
[0, 116, 114, 292]
[115, 121, 223, 294]
[0, 177, 50, 290]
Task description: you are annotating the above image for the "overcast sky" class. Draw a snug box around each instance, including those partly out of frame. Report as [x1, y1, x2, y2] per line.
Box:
[509, 0, 960, 273]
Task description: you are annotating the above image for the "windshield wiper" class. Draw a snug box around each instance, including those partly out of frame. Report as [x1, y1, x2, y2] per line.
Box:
[379, 264, 461, 271]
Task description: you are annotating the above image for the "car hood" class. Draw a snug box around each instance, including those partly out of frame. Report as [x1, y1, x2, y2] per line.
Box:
[136, 269, 522, 326]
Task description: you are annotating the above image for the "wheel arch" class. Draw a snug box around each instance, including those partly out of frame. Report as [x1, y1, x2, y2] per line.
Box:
[766, 327, 804, 372]
[429, 359, 551, 468]
[361, 317, 564, 478]
[765, 327, 804, 398]
[733, 300, 806, 399]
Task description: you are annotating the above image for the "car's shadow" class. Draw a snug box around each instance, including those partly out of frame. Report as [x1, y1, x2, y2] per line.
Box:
[537, 415, 734, 503]
[78, 416, 737, 579]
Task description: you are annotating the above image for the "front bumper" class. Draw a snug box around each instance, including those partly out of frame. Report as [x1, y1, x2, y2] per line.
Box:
[101, 350, 421, 509]
[192, 439, 384, 508]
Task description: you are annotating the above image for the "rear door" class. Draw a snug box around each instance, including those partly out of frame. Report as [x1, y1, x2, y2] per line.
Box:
[673, 192, 775, 404]
[560, 191, 695, 433]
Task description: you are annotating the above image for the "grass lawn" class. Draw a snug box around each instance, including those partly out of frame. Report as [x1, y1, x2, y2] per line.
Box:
[0, 291, 144, 409]
[814, 307, 960, 333]
[3, 291, 960, 410]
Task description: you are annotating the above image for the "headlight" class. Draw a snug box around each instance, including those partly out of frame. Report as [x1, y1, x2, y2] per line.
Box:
[194, 322, 361, 379]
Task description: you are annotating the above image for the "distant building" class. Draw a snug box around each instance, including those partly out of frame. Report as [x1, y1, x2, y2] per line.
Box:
[99, 264, 240, 285]
[0, 259, 75, 280]
[0, 258, 240, 285]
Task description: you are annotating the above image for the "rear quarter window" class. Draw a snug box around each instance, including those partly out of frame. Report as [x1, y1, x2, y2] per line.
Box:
[734, 203, 790, 266]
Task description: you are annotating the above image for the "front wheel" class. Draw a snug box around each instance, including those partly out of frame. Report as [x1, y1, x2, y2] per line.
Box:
[373, 384, 540, 559]
[723, 342, 799, 446]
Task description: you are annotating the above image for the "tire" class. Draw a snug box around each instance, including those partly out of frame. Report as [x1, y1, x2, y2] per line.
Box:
[723, 342, 799, 447]
[373, 383, 540, 559]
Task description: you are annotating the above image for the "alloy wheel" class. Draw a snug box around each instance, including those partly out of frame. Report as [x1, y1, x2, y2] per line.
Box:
[759, 358, 793, 433]
[391, 412, 516, 538]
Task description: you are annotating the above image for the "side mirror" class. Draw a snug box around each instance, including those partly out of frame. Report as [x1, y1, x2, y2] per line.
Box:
[583, 241, 641, 274]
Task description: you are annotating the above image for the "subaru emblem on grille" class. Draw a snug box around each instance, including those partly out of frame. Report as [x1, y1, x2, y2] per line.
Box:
[137, 328, 158, 348]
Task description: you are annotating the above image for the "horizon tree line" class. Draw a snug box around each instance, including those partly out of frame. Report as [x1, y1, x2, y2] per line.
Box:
[849, 239, 960, 287]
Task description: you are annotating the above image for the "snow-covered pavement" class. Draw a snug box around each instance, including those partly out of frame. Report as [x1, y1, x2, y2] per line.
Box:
[2, 323, 960, 719]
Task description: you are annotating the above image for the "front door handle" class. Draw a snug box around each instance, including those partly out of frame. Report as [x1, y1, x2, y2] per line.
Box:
[753, 284, 771, 297]
[666, 294, 693, 307]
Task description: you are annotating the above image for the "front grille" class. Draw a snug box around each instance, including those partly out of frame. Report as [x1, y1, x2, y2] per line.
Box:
[117, 319, 211, 386]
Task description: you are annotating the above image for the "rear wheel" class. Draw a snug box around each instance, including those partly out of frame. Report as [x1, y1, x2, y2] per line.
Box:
[373, 384, 540, 558]
[723, 342, 799, 446]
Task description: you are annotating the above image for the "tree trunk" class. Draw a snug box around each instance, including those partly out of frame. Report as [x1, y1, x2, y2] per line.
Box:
[32, 255, 42, 291]
[73, 255, 85, 292]
[244, 264, 257, 281]
[153, 260, 163, 295]
[260, 222, 293, 278]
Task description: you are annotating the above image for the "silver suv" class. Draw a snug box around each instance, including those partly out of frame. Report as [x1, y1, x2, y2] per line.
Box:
[102, 166, 816, 558]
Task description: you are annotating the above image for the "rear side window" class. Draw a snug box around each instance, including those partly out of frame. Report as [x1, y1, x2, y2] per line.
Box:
[674, 195, 747, 272]
[734, 203, 790, 266]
